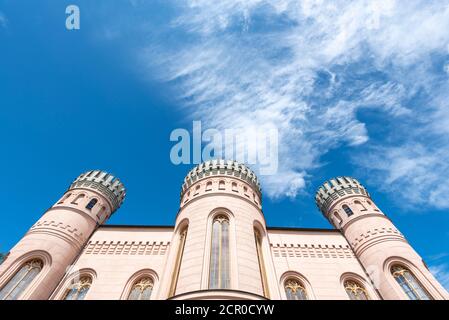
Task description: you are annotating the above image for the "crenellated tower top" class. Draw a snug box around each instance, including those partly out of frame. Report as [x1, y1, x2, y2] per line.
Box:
[69, 170, 126, 212]
[181, 159, 261, 198]
[315, 176, 370, 216]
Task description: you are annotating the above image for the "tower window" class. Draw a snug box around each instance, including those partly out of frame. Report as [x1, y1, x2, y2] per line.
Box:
[342, 205, 354, 217]
[58, 193, 71, 204]
[0, 259, 43, 300]
[63, 276, 92, 300]
[209, 215, 230, 289]
[71, 194, 85, 205]
[254, 230, 269, 298]
[86, 199, 98, 210]
[169, 227, 188, 297]
[391, 265, 431, 300]
[354, 201, 367, 211]
[333, 212, 343, 226]
[284, 278, 308, 300]
[344, 280, 370, 300]
[127, 277, 153, 300]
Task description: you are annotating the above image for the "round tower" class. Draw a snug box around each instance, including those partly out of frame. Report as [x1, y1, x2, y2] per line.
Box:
[315, 177, 448, 300]
[158, 160, 279, 300]
[0, 170, 125, 300]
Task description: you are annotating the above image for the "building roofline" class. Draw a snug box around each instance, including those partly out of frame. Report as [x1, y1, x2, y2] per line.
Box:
[267, 226, 338, 232]
[100, 224, 337, 233]
[101, 224, 174, 229]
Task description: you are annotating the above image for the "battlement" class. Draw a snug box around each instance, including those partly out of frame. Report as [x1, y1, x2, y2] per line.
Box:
[69, 170, 126, 212]
[181, 159, 261, 197]
[315, 177, 369, 215]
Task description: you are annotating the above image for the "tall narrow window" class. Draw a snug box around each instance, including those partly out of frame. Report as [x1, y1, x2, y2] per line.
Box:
[209, 215, 230, 289]
[391, 265, 431, 300]
[127, 277, 153, 300]
[169, 228, 188, 296]
[342, 205, 354, 217]
[85, 199, 98, 210]
[254, 230, 269, 298]
[344, 280, 370, 300]
[64, 276, 92, 300]
[284, 278, 308, 300]
[0, 259, 43, 300]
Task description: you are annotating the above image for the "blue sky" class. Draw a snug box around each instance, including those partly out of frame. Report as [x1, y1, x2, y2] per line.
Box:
[0, 0, 449, 290]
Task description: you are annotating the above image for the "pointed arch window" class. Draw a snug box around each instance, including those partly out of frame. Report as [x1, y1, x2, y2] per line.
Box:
[284, 278, 308, 300]
[0, 259, 43, 300]
[344, 280, 370, 300]
[127, 277, 153, 300]
[169, 227, 188, 296]
[391, 265, 431, 300]
[63, 276, 92, 300]
[209, 215, 230, 289]
[342, 205, 354, 217]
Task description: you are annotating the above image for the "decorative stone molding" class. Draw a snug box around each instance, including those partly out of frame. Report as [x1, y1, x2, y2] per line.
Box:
[69, 170, 126, 212]
[28, 220, 85, 246]
[351, 227, 406, 256]
[83, 240, 170, 256]
[315, 176, 370, 215]
[271, 243, 356, 259]
[181, 160, 261, 199]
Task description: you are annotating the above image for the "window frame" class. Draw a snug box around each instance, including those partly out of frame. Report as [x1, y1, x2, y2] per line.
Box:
[0, 259, 43, 300]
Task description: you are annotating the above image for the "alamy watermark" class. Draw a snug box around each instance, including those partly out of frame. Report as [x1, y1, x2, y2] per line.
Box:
[170, 121, 279, 175]
[65, 5, 80, 30]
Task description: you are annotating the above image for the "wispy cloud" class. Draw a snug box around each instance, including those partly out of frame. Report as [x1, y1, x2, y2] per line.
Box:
[429, 264, 449, 291]
[140, 0, 449, 204]
[0, 11, 7, 28]
[428, 253, 449, 291]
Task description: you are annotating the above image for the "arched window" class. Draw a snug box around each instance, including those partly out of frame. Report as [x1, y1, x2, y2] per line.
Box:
[354, 201, 367, 211]
[0, 259, 43, 300]
[127, 277, 153, 300]
[342, 205, 354, 217]
[169, 227, 188, 296]
[209, 215, 230, 289]
[85, 199, 98, 210]
[333, 212, 343, 226]
[254, 229, 269, 298]
[284, 278, 308, 300]
[58, 193, 71, 204]
[344, 280, 370, 300]
[232, 182, 238, 192]
[64, 276, 92, 300]
[391, 265, 431, 300]
[218, 181, 225, 190]
[71, 194, 85, 205]
[194, 185, 200, 195]
[206, 181, 212, 191]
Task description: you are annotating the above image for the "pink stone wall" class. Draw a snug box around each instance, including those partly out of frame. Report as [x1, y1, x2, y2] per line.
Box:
[267, 229, 380, 300]
[50, 226, 173, 300]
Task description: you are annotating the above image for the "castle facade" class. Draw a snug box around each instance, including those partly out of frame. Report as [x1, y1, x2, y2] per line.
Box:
[0, 160, 447, 300]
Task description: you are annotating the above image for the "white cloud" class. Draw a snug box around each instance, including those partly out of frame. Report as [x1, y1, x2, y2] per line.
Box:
[141, 0, 449, 202]
[429, 263, 449, 292]
[0, 11, 7, 28]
